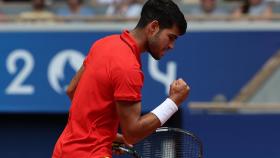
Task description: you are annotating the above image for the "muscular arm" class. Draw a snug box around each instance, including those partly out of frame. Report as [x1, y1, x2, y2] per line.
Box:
[116, 79, 190, 144]
[116, 100, 161, 144]
[66, 65, 84, 101]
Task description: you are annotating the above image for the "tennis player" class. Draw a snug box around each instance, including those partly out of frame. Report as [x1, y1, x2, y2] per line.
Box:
[52, 0, 189, 157]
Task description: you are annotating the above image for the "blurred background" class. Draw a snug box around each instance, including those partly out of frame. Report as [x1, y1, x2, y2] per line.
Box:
[1, 0, 280, 157]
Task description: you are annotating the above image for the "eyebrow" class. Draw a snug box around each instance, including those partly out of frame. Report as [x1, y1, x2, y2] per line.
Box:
[169, 33, 178, 40]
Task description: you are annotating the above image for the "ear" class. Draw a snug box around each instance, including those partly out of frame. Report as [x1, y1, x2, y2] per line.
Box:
[147, 20, 160, 36]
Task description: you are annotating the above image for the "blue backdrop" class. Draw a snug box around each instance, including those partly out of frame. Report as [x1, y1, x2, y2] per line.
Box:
[1, 30, 280, 158]
[1, 31, 279, 112]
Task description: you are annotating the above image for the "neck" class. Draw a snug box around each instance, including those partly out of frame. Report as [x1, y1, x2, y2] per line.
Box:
[129, 28, 148, 54]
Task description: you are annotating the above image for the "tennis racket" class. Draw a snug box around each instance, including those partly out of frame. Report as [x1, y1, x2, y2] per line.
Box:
[133, 127, 203, 158]
[112, 142, 142, 158]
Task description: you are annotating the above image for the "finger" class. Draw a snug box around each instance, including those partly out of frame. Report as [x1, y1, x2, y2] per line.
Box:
[170, 80, 177, 87]
[126, 143, 133, 148]
[186, 85, 190, 92]
[124, 140, 133, 148]
[177, 79, 187, 86]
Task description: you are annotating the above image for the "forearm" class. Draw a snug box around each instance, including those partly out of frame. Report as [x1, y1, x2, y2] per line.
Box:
[121, 112, 161, 144]
[116, 100, 160, 144]
[66, 87, 76, 100]
[66, 74, 80, 100]
[117, 79, 190, 144]
[66, 66, 84, 100]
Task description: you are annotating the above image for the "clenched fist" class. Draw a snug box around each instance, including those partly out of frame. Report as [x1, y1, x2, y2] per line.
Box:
[169, 78, 190, 106]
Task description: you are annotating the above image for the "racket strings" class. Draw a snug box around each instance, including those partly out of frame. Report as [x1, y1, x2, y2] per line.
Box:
[134, 130, 202, 158]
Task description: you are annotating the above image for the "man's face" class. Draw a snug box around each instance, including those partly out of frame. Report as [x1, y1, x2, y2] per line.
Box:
[201, 0, 216, 13]
[33, 0, 45, 10]
[249, 0, 262, 6]
[68, 0, 80, 7]
[147, 24, 180, 60]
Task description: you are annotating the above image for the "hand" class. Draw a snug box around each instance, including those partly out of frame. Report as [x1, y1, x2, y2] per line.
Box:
[114, 133, 133, 148]
[168, 78, 190, 106]
[113, 133, 133, 155]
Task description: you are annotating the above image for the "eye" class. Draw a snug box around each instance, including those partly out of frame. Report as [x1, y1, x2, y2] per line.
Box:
[168, 34, 177, 42]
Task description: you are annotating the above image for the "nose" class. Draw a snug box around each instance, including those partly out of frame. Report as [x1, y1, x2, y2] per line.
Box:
[168, 42, 174, 49]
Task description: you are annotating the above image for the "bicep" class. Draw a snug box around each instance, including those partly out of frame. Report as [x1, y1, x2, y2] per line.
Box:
[116, 100, 161, 144]
[116, 100, 141, 131]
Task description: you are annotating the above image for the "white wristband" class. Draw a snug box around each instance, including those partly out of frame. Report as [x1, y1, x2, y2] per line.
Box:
[151, 98, 178, 126]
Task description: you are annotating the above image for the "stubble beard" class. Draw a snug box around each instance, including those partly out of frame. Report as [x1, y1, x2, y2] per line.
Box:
[147, 34, 161, 60]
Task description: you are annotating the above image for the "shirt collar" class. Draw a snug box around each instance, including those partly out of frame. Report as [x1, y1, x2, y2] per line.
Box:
[120, 30, 141, 66]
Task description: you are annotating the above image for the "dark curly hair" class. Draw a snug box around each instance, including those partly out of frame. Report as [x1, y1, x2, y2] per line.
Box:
[135, 0, 187, 35]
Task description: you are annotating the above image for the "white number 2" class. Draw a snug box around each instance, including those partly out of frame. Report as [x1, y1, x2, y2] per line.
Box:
[5, 49, 35, 95]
